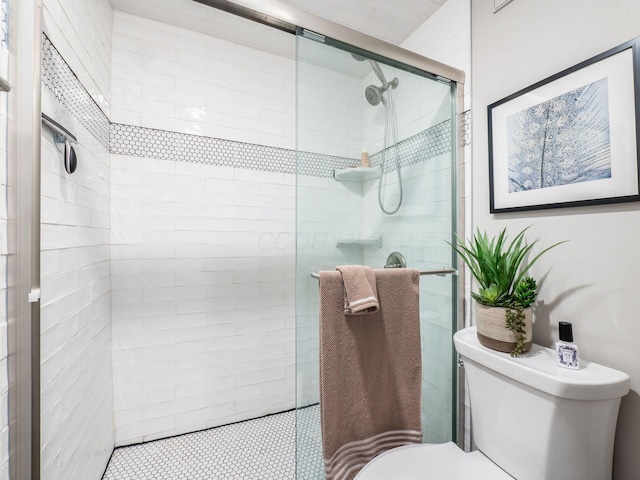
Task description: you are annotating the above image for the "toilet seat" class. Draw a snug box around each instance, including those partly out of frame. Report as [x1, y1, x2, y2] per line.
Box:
[354, 442, 514, 480]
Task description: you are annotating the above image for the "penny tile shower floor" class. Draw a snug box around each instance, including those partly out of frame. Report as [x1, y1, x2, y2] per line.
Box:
[102, 405, 325, 480]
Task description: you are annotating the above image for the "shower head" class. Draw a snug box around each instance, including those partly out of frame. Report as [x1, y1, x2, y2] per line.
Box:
[352, 53, 400, 104]
[365, 85, 385, 106]
[364, 78, 400, 106]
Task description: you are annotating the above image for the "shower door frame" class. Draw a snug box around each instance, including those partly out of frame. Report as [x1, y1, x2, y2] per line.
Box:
[8, 0, 44, 478]
[194, 0, 465, 84]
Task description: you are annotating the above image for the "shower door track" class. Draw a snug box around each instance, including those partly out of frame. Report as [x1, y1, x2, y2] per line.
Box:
[192, 0, 465, 85]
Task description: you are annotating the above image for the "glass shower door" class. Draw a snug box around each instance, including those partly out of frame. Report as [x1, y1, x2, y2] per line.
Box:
[295, 31, 458, 479]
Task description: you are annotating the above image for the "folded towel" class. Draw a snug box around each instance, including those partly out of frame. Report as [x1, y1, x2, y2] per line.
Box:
[335, 265, 379, 315]
[318, 268, 422, 480]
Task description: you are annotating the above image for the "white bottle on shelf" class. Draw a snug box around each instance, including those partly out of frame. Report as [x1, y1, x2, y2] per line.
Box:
[360, 144, 370, 168]
[556, 321, 579, 370]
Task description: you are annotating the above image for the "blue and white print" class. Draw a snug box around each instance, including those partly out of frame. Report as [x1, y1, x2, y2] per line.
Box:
[507, 78, 611, 192]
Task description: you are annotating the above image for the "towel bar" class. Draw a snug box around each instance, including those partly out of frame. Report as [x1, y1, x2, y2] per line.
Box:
[41, 113, 78, 145]
[310, 267, 457, 279]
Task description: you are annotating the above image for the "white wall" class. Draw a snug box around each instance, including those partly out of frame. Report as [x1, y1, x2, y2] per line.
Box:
[110, 157, 296, 445]
[110, 11, 366, 158]
[42, 0, 112, 115]
[111, 11, 295, 150]
[40, 90, 114, 480]
[297, 38, 364, 158]
[401, 0, 470, 108]
[471, 1, 640, 477]
[40, 0, 114, 479]
[109, 9, 301, 445]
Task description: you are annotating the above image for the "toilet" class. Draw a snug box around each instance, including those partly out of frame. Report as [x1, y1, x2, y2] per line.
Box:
[355, 326, 630, 480]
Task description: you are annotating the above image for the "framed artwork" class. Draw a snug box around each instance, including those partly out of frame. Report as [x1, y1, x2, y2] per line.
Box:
[487, 38, 640, 213]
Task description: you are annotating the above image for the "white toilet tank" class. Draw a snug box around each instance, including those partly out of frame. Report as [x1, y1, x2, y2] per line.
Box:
[454, 327, 630, 480]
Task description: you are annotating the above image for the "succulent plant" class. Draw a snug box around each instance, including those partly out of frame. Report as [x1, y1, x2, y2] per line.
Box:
[449, 226, 563, 308]
[448, 227, 566, 357]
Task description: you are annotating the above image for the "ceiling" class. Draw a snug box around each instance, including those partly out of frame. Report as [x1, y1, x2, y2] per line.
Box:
[109, 0, 447, 56]
[276, 0, 447, 45]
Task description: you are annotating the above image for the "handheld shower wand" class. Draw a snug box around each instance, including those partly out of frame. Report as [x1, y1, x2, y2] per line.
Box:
[352, 53, 403, 215]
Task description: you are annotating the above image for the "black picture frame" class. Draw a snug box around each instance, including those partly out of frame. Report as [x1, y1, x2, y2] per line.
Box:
[487, 38, 640, 213]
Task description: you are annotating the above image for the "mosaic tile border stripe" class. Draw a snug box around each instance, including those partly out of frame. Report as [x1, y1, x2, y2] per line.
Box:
[111, 121, 452, 178]
[110, 123, 356, 177]
[41, 34, 110, 149]
[371, 119, 452, 174]
[462, 109, 471, 147]
[42, 34, 456, 178]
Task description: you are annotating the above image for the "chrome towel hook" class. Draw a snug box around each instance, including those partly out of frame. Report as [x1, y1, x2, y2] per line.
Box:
[41, 113, 78, 174]
[64, 139, 77, 174]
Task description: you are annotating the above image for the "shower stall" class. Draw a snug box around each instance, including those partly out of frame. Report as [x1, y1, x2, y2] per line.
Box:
[7, 0, 465, 478]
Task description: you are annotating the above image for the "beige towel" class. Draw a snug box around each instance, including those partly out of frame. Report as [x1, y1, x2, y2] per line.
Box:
[335, 265, 379, 315]
[318, 268, 422, 480]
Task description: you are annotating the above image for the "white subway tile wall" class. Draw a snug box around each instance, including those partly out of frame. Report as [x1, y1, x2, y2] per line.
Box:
[110, 155, 296, 444]
[42, 0, 113, 116]
[40, 0, 115, 479]
[110, 11, 297, 151]
[296, 39, 364, 159]
[40, 86, 115, 480]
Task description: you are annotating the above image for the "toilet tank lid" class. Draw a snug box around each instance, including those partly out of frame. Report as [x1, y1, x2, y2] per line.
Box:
[454, 327, 630, 401]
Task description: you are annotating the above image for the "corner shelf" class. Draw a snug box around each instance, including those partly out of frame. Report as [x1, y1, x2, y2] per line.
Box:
[336, 236, 383, 248]
[333, 167, 380, 183]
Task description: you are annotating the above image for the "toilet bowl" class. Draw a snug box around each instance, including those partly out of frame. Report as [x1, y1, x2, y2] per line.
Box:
[355, 442, 513, 479]
[355, 327, 630, 480]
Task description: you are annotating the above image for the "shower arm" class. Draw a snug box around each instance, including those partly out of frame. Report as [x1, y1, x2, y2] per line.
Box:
[310, 268, 457, 279]
[369, 60, 398, 91]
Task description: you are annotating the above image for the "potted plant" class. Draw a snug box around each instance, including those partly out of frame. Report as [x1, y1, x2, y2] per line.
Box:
[449, 227, 565, 357]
